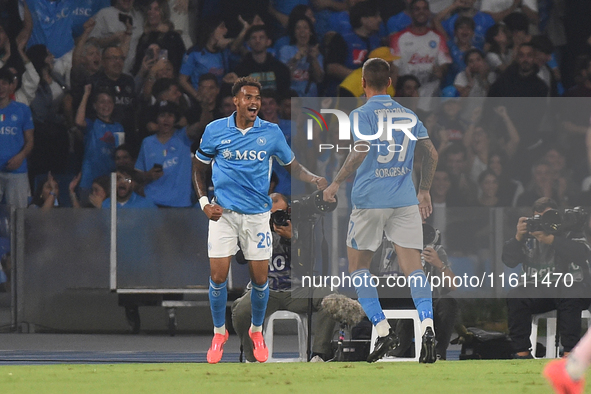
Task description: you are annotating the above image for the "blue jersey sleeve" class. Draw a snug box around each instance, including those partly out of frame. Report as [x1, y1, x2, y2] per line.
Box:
[135, 141, 148, 172]
[415, 118, 429, 139]
[175, 127, 192, 147]
[179, 52, 194, 76]
[441, 14, 456, 39]
[22, 105, 34, 131]
[272, 125, 294, 165]
[196, 124, 216, 164]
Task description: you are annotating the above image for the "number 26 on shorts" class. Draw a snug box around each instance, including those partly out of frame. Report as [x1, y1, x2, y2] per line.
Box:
[257, 232, 271, 248]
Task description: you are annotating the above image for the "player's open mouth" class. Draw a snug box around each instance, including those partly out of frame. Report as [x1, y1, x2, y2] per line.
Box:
[248, 107, 258, 114]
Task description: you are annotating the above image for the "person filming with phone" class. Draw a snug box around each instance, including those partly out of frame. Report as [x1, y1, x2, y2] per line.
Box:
[134, 101, 201, 207]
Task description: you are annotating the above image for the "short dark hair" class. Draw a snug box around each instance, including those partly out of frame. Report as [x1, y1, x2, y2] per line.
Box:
[198, 72, 218, 87]
[152, 78, 177, 100]
[92, 175, 111, 196]
[517, 42, 536, 53]
[350, 0, 379, 30]
[93, 87, 115, 103]
[532, 197, 558, 214]
[362, 58, 390, 90]
[115, 144, 135, 159]
[463, 48, 484, 65]
[443, 142, 467, 159]
[477, 169, 497, 185]
[245, 25, 269, 41]
[395, 74, 421, 91]
[530, 34, 554, 55]
[410, 0, 429, 11]
[232, 76, 262, 96]
[0, 66, 14, 83]
[454, 16, 475, 32]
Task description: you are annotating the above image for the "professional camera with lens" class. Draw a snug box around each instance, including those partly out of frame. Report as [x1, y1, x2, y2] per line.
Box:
[525, 207, 587, 235]
[291, 189, 338, 221]
[271, 209, 291, 227]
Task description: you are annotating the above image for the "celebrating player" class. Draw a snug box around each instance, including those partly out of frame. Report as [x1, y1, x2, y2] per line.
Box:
[193, 77, 327, 364]
[323, 58, 439, 363]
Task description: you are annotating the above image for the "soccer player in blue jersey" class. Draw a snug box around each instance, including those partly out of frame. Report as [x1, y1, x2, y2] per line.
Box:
[323, 58, 439, 363]
[193, 77, 327, 364]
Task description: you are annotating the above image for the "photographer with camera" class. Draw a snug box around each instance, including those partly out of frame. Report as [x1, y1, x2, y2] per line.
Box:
[231, 193, 336, 362]
[502, 197, 591, 359]
[379, 224, 459, 360]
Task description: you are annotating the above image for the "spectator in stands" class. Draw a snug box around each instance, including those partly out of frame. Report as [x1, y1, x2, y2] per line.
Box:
[136, 49, 174, 99]
[90, 0, 145, 74]
[115, 144, 136, 169]
[195, 73, 222, 122]
[326, 0, 372, 37]
[441, 16, 475, 88]
[530, 35, 560, 96]
[75, 85, 123, 204]
[28, 171, 60, 209]
[267, 0, 308, 30]
[69, 19, 101, 110]
[273, 4, 316, 54]
[70, 174, 110, 208]
[391, 0, 451, 111]
[26, 0, 75, 85]
[135, 101, 199, 207]
[387, 0, 413, 35]
[487, 151, 523, 207]
[503, 12, 532, 53]
[434, 0, 495, 49]
[484, 23, 512, 75]
[0, 67, 34, 208]
[87, 45, 137, 149]
[516, 161, 569, 207]
[234, 25, 291, 93]
[278, 16, 324, 97]
[432, 90, 466, 153]
[481, 0, 538, 26]
[454, 48, 494, 98]
[102, 166, 155, 208]
[179, 16, 251, 100]
[565, 56, 591, 97]
[132, 0, 185, 76]
[543, 147, 578, 202]
[220, 92, 234, 117]
[430, 168, 452, 237]
[475, 169, 500, 207]
[4, 39, 39, 106]
[441, 142, 477, 206]
[394, 74, 420, 113]
[27, 44, 69, 176]
[339, 47, 396, 98]
[324, 0, 382, 96]
[465, 126, 492, 183]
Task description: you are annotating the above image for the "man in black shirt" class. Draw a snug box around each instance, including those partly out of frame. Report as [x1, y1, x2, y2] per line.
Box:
[234, 26, 291, 93]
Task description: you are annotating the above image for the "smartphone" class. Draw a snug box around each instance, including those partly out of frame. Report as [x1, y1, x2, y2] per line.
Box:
[158, 49, 168, 61]
[153, 163, 163, 171]
[118, 13, 133, 26]
[145, 47, 155, 61]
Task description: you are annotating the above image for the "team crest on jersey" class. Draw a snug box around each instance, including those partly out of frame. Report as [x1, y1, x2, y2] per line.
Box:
[256, 137, 266, 146]
[222, 148, 233, 159]
[11, 115, 17, 121]
[429, 40, 437, 48]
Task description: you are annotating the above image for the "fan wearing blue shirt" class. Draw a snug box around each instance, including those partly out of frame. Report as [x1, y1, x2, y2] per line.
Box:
[135, 101, 200, 208]
[0, 68, 34, 209]
[323, 59, 439, 364]
[102, 167, 156, 209]
[433, 0, 494, 50]
[26, 0, 76, 59]
[193, 77, 327, 364]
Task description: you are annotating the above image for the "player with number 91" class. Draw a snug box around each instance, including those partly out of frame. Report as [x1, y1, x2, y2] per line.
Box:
[323, 58, 439, 363]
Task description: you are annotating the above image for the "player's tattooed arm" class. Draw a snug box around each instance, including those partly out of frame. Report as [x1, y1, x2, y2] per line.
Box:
[323, 142, 369, 203]
[416, 138, 438, 191]
[285, 158, 328, 190]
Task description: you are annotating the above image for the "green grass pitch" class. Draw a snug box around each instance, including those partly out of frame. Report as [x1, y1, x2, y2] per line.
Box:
[0, 360, 584, 393]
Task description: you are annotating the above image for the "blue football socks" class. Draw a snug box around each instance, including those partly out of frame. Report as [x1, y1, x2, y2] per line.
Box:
[351, 269, 386, 326]
[408, 269, 433, 321]
[209, 277, 227, 329]
[251, 280, 270, 327]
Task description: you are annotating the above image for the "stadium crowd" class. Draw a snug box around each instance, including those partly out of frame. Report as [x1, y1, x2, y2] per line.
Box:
[0, 0, 589, 210]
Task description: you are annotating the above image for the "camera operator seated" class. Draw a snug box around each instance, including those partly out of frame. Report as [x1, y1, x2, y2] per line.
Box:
[378, 224, 459, 360]
[502, 197, 591, 359]
[231, 193, 336, 362]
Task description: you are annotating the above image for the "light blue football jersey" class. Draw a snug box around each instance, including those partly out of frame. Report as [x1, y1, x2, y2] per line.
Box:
[196, 114, 294, 214]
[350, 95, 429, 209]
